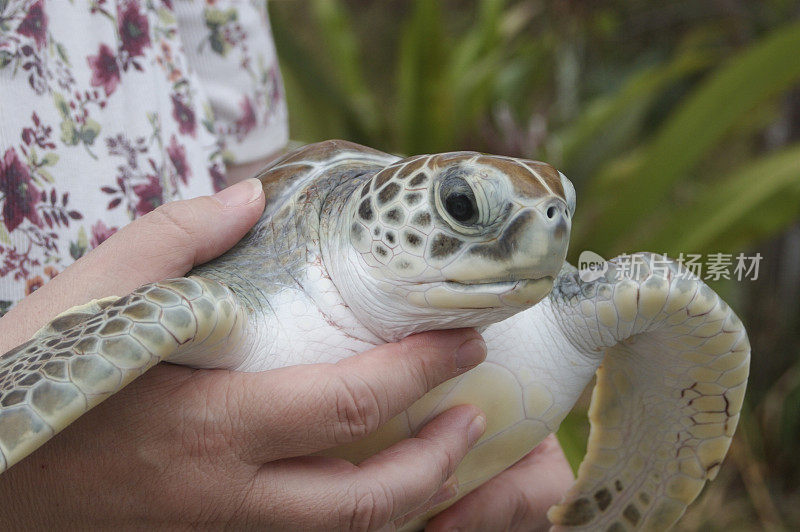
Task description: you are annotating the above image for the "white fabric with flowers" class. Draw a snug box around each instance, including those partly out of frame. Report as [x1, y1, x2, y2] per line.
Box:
[0, 0, 288, 314]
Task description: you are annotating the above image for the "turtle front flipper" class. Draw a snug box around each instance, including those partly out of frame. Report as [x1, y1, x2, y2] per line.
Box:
[0, 276, 249, 473]
[548, 253, 750, 531]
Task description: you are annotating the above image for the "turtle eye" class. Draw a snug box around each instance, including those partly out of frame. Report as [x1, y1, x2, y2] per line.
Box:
[445, 193, 476, 223]
[439, 173, 479, 226]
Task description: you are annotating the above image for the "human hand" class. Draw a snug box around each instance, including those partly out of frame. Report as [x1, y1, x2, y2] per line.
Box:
[426, 434, 574, 531]
[0, 179, 488, 529]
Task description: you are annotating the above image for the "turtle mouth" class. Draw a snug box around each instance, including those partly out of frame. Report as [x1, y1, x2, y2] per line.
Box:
[406, 276, 555, 309]
[444, 277, 549, 293]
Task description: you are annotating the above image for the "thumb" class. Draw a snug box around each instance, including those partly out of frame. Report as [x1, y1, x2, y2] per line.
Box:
[92, 177, 265, 280]
[2, 179, 264, 347]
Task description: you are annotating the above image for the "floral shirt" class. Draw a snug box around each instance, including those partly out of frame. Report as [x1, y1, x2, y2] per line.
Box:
[0, 0, 288, 315]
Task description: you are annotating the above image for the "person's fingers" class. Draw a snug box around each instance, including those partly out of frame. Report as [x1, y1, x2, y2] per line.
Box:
[0, 179, 265, 348]
[228, 328, 488, 463]
[356, 405, 484, 525]
[54, 178, 264, 297]
[232, 329, 487, 462]
[246, 405, 486, 530]
[425, 434, 574, 532]
[393, 475, 459, 529]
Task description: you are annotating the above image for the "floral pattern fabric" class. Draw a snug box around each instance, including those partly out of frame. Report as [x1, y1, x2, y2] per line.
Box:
[0, 0, 288, 315]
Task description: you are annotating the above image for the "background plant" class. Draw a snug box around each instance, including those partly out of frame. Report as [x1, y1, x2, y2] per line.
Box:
[270, 1, 800, 529]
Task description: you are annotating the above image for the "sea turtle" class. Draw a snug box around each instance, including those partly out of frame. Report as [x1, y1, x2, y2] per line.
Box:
[0, 140, 749, 530]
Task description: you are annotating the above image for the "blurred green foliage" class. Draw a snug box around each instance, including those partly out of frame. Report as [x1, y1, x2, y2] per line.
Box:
[270, 1, 800, 529]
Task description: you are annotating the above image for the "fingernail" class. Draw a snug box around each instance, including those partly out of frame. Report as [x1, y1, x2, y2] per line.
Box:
[467, 414, 486, 446]
[455, 337, 487, 370]
[429, 476, 458, 507]
[213, 178, 263, 207]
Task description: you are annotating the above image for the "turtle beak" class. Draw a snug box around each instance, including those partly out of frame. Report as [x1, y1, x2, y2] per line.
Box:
[496, 199, 569, 306]
[466, 200, 570, 280]
[531, 198, 571, 276]
[435, 198, 571, 300]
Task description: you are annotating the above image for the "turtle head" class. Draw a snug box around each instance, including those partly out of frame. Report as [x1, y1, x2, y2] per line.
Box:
[333, 151, 574, 338]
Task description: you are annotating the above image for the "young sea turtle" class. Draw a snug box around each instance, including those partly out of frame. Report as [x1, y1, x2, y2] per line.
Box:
[0, 140, 749, 530]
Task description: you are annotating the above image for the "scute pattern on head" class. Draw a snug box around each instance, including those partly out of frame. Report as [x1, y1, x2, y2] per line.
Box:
[517, 159, 566, 198]
[350, 151, 571, 282]
[335, 149, 573, 340]
[351, 156, 442, 279]
[256, 139, 388, 200]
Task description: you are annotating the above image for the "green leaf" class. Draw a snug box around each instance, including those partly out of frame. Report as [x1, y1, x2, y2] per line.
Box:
[203, 101, 214, 120]
[445, 0, 516, 136]
[69, 242, 84, 260]
[397, 0, 447, 152]
[37, 168, 53, 183]
[157, 7, 176, 25]
[209, 32, 228, 56]
[221, 149, 235, 166]
[0, 221, 11, 245]
[52, 92, 70, 119]
[41, 152, 59, 167]
[310, 0, 378, 138]
[585, 20, 800, 253]
[55, 42, 70, 66]
[204, 7, 235, 28]
[646, 143, 800, 254]
[27, 146, 38, 166]
[71, 227, 88, 259]
[558, 48, 713, 179]
[77, 225, 88, 249]
[556, 409, 589, 474]
[80, 119, 101, 145]
[0, 50, 12, 69]
[270, 8, 371, 143]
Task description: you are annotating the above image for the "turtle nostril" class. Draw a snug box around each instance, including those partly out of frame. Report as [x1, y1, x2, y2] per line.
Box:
[546, 205, 558, 219]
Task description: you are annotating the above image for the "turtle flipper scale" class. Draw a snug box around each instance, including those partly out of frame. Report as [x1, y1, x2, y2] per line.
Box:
[0, 276, 249, 473]
[32, 297, 120, 339]
[548, 254, 749, 531]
